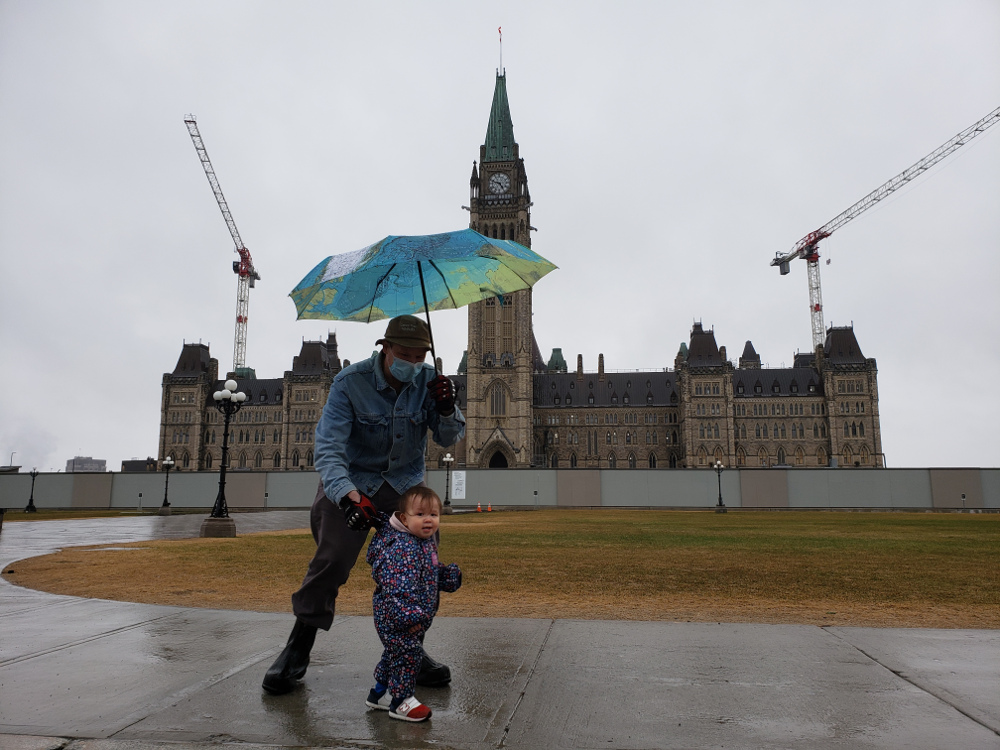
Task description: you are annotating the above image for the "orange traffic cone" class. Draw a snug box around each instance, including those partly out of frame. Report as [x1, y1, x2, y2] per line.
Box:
[487, 503, 492, 512]
[477, 502, 482, 512]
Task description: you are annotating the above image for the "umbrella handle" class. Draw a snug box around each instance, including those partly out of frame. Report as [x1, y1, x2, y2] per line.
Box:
[416, 262, 438, 376]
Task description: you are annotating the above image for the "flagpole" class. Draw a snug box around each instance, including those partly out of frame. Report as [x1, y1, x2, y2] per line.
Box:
[499, 26, 502, 73]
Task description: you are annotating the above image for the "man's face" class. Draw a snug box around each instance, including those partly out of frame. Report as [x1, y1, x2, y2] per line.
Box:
[384, 343, 429, 367]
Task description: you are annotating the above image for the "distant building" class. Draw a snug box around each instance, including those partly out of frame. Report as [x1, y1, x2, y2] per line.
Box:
[158, 71, 883, 473]
[121, 457, 157, 473]
[66, 456, 107, 472]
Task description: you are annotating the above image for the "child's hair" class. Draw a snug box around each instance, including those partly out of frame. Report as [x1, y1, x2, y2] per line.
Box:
[399, 486, 442, 515]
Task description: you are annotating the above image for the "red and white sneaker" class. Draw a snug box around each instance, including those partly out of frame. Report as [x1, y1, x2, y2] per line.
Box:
[389, 695, 432, 722]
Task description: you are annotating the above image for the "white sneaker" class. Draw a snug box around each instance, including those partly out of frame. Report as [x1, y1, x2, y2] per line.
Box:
[389, 695, 432, 722]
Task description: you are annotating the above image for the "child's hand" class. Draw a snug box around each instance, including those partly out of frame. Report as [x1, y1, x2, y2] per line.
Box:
[409, 624, 424, 635]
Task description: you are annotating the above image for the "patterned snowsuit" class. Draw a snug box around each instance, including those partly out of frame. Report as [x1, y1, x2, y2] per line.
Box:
[366, 513, 462, 701]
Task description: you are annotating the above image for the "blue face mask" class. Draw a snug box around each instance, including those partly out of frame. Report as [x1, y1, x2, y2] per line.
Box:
[389, 356, 421, 384]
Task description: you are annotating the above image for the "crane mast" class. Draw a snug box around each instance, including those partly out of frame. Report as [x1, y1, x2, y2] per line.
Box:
[773, 105, 1000, 349]
[184, 115, 261, 373]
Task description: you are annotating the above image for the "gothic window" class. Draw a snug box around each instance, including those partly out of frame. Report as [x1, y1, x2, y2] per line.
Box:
[795, 447, 804, 465]
[821, 423, 827, 438]
[307, 450, 314, 467]
[843, 445, 853, 465]
[754, 381, 763, 394]
[697, 447, 708, 466]
[500, 224, 506, 240]
[292, 450, 300, 468]
[613, 431, 619, 445]
[606, 431, 611, 445]
[790, 381, 799, 393]
[758, 447, 769, 467]
[239, 452, 248, 469]
[740, 425, 747, 439]
[570, 453, 578, 468]
[700, 425, 705, 439]
[490, 382, 508, 416]
[860, 445, 870, 464]
[851, 422, 858, 437]
[780, 424, 786, 439]
[646, 431, 651, 444]
[273, 452, 281, 468]
[255, 451, 263, 469]
[844, 422, 850, 437]
[608, 453, 617, 469]
[550, 453, 558, 468]
[204, 452, 213, 469]
[777, 447, 786, 465]
[588, 393, 595, 405]
[736, 446, 746, 466]
[611, 394, 618, 404]
[628, 453, 637, 469]
[623, 393, 630, 404]
[714, 424, 720, 439]
[859, 422, 865, 437]
[653, 432, 658, 444]
[737, 383, 745, 394]
[672, 430, 678, 444]
[774, 423, 780, 438]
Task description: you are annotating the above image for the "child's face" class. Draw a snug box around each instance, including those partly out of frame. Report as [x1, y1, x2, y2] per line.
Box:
[400, 499, 440, 539]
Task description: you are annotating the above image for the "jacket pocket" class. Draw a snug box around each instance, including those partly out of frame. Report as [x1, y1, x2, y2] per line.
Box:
[357, 412, 390, 456]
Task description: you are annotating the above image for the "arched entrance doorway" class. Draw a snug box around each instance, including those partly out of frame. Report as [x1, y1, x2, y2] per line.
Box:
[488, 451, 509, 468]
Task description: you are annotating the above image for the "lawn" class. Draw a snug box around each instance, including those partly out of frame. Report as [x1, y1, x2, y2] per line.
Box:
[3, 510, 998, 628]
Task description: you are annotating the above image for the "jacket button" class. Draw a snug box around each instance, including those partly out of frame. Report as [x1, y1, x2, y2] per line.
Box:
[396, 433, 402, 439]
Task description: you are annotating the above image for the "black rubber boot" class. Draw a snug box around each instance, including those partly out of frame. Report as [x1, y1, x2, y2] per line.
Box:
[262, 619, 318, 695]
[416, 648, 451, 687]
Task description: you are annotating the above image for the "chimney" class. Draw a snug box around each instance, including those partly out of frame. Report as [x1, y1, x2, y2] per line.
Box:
[577, 354, 583, 380]
[598, 353, 605, 381]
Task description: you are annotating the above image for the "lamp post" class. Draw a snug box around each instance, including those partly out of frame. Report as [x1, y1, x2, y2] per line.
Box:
[159, 456, 174, 516]
[25, 468, 38, 513]
[714, 460, 726, 513]
[200, 379, 245, 538]
[442, 452, 454, 513]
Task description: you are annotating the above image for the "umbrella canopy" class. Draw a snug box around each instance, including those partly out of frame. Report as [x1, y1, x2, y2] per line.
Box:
[289, 229, 557, 323]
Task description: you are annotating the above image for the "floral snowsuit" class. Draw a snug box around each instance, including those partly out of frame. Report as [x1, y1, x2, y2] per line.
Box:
[366, 513, 462, 701]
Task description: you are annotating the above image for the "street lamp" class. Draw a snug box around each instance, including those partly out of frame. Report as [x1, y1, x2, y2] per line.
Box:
[442, 452, 455, 513]
[201, 379, 246, 538]
[159, 456, 175, 516]
[25, 468, 38, 513]
[714, 460, 727, 514]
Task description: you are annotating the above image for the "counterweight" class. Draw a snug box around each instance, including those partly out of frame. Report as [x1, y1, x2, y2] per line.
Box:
[773, 105, 1000, 349]
[184, 116, 260, 372]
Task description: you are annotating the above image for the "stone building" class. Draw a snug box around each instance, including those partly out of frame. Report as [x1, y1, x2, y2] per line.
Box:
[159, 335, 344, 471]
[159, 71, 883, 472]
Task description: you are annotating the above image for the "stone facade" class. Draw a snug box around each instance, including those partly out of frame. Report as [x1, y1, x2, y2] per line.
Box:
[159, 71, 883, 473]
[159, 336, 343, 471]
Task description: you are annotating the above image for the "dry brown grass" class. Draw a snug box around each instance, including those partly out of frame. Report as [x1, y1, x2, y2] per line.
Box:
[4, 510, 998, 628]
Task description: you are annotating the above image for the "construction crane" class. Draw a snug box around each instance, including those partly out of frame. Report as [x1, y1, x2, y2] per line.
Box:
[184, 115, 261, 374]
[773, 105, 1000, 350]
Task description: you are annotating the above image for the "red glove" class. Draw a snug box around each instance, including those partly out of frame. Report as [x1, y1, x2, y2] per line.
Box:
[428, 375, 456, 416]
[339, 493, 380, 531]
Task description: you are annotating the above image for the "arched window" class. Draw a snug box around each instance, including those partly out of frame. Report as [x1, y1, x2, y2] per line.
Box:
[795, 447, 804, 465]
[780, 424, 786, 439]
[608, 453, 617, 469]
[844, 422, 850, 437]
[860, 445, 870, 464]
[697, 446, 708, 466]
[292, 450, 300, 468]
[550, 453, 558, 468]
[736, 446, 746, 466]
[740, 424, 747, 439]
[273, 452, 281, 468]
[851, 422, 858, 437]
[628, 453, 637, 469]
[254, 451, 263, 469]
[490, 382, 507, 416]
[817, 446, 828, 466]
[570, 453, 578, 468]
[758, 447, 769, 467]
[648, 453, 657, 468]
[239, 451, 248, 468]
[307, 450, 314, 467]
[204, 451, 213, 469]
[714, 424, 720, 439]
[626, 432, 632, 444]
[842, 445, 853, 466]
[777, 447, 786, 465]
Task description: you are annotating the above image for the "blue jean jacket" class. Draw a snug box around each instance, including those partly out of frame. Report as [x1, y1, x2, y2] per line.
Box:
[314, 352, 465, 503]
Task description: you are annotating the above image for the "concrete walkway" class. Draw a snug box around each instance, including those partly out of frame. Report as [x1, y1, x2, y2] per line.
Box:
[0, 513, 997, 750]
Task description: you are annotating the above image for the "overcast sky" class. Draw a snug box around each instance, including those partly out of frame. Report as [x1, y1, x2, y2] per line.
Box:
[1, 1, 997, 472]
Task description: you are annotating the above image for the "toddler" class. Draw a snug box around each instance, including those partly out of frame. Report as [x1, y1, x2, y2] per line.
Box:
[365, 486, 461, 721]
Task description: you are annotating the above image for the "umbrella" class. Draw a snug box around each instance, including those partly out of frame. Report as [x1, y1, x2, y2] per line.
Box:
[289, 228, 557, 367]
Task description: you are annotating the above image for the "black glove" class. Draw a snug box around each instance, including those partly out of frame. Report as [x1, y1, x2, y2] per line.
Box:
[339, 493, 381, 531]
[428, 375, 456, 416]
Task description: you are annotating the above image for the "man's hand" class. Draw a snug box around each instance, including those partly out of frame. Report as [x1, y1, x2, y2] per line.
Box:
[428, 375, 455, 416]
[339, 492, 380, 531]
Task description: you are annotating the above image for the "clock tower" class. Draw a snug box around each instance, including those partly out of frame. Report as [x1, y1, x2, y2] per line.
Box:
[465, 72, 539, 468]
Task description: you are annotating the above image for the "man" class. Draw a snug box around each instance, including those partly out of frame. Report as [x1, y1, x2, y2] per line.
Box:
[262, 315, 465, 695]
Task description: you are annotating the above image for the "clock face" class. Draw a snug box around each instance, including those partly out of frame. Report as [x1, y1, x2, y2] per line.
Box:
[488, 173, 511, 194]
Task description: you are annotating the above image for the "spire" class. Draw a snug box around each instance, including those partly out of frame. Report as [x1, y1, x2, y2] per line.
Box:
[484, 73, 516, 162]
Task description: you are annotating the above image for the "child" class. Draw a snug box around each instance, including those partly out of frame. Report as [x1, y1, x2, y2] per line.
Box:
[365, 486, 462, 722]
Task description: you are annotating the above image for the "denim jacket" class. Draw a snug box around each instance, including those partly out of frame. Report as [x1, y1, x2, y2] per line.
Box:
[314, 352, 465, 503]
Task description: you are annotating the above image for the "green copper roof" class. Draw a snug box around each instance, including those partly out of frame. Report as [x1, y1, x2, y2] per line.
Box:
[484, 73, 516, 162]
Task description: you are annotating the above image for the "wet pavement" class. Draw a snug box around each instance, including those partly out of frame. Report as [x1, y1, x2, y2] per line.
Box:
[1, 514, 998, 749]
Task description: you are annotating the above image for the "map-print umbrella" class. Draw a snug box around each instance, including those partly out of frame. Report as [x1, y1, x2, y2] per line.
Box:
[289, 228, 557, 367]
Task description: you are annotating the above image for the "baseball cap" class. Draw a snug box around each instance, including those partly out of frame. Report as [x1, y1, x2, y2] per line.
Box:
[376, 315, 432, 350]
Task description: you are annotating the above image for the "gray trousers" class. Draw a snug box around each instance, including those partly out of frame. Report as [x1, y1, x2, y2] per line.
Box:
[291, 481, 403, 631]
